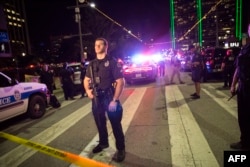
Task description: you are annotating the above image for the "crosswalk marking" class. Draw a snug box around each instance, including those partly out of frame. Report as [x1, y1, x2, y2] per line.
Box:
[1, 83, 239, 166]
[70, 87, 147, 166]
[166, 85, 219, 167]
[202, 84, 237, 118]
[0, 102, 92, 167]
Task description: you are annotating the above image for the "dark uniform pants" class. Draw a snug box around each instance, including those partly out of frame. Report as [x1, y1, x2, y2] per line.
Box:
[159, 65, 165, 76]
[62, 81, 74, 100]
[92, 95, 125, 151]
[192, 68, 202, 82]
[223, 67, 234, 87]
[237, 83, 250, 146]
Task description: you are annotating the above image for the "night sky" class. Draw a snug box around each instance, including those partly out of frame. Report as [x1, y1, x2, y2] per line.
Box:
[25, 0, 76, 43]
[25, 0, 170, 44]
[93, 0, 170, 40]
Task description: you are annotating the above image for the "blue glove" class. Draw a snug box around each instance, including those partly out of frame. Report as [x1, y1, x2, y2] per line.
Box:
[108, 101, 117, 112]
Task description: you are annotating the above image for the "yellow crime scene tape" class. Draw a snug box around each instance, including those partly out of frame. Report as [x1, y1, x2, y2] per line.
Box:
[0, 131, 114, 167]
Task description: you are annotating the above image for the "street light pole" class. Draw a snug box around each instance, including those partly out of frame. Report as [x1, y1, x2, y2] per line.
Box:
[75, 0, 85, 62]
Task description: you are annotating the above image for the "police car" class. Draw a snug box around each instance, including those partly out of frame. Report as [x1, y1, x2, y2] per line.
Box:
[123, 54, 158, 84]
[0, 72, 49, 122]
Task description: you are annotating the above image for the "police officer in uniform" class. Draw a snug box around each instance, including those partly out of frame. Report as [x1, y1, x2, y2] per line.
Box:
[170, 52, 184, 84]
[158, 59, 165, 77]
[40, 63, 54, 94]
[59, 62, 75, 100]
[189, 45, 204, 99]
[230, 23, 250, 150]
[83, 38, 125, 162]
[221, 49, 235, 88]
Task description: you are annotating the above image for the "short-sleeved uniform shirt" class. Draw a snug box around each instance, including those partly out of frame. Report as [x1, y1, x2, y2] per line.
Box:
[59, 67, 74, 84]
[191, 53, 203, 67]
[236, 43, 250, 93]
[86, 56, 123, 90]
[191, 53, 203, 82]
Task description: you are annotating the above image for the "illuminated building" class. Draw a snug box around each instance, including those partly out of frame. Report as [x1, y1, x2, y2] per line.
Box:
[0, 0, 30, 58]
[170, 0, 243, 50]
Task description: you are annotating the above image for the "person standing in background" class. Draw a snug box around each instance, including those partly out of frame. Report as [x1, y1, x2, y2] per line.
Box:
[35, 62, 42, 76]
[189, 45, 204, 99]
[221, 49, 235, 88]
[40, 63, 54, 94]
[170, 51, 184, 84]
[158, 59, 165, 77]
[59, 62, 75, 100]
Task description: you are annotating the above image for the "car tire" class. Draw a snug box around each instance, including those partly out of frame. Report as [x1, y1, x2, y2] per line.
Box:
[27, 95, 46, 119]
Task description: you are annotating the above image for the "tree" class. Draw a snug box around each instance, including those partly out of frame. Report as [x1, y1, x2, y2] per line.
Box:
[81, 7, 134, 58]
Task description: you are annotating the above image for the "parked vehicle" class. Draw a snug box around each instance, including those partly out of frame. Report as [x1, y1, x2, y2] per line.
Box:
[0, 72, 49, 122]
[68, 62, 83, 95]
[123, 56, 158, 84]
[202, 47, 241, 81]
[202, 47, 226, 80]
[204, 48, 226, 73]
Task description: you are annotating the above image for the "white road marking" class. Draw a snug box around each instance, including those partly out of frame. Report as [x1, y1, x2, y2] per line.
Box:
[202, 84, 237, 118]
[1, 83, 232, 166]
[166, 85, 219, 167]
[70, 87, 147, 166]
[0, 102, 92, 167]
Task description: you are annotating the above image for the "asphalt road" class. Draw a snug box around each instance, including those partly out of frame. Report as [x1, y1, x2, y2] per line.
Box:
[0, 65, 240, 167]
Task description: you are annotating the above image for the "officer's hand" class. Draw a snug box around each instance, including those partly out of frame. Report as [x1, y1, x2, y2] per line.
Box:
[230, 86, 236, 96]
[108, 101, 117, 112]
[86, 89, 94, 99]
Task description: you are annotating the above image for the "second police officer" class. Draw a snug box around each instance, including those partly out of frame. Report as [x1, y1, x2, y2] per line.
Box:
[59, 62, 75, 100]
[221, 49, 235, 88]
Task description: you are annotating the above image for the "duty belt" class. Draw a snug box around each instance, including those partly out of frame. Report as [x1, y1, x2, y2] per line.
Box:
[97, 87, 114, 96]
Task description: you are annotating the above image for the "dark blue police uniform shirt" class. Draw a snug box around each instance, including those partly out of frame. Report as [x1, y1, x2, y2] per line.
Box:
[86, 56, 123, 90]
[191, 53, 203, 69]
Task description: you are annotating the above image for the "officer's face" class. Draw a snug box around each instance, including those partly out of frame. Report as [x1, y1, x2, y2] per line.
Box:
[42, 64, 48, 71]
[95, 40, 107, 54]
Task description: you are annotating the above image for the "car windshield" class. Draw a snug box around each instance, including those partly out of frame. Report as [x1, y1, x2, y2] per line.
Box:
[72, 66, 81, 71]
[69, 64, 81, 72]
